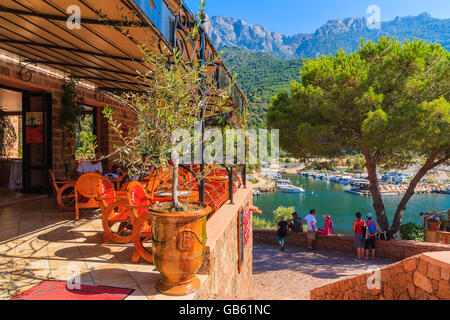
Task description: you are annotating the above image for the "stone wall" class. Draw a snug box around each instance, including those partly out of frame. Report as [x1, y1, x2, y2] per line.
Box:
[254, 229, 450, 260]
[310, 251, 450, 300]
[0, 56, 137, 177]
[195, 186, 253, 299]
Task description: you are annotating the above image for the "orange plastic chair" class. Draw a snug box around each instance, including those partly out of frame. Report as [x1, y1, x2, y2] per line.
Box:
[74, 173, 106, 220]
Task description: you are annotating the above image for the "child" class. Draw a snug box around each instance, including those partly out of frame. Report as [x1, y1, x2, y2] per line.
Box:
[317, 215, 335, 235]
[277, 215, 288, 251]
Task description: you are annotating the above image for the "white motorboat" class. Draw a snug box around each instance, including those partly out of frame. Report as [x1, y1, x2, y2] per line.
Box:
[279, 185, 305, 193]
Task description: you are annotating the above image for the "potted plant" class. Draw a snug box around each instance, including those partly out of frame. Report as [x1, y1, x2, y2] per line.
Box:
[99, 5, 238, 296]
[61, 76, 85, 177]
[426, 215, 441, 231]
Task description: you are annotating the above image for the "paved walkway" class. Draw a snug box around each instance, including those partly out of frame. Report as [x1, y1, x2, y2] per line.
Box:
[251, 243, 395, 300]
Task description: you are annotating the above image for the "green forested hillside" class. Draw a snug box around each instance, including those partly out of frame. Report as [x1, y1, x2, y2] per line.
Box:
[220, 47, 302, 128]
[217, 14, 450, 129]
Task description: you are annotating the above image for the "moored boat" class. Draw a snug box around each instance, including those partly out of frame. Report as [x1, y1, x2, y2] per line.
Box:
[279, 185, 305, 193]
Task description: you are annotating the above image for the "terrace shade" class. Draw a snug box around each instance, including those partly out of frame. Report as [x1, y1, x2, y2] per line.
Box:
[0, 0, 245, 113]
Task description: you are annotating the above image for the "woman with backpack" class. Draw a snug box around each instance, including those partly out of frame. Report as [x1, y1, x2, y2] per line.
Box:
[352, 212, 365, 261]
[364, 213, 379, 261]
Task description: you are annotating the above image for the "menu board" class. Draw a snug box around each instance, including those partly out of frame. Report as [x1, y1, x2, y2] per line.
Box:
[25, 112, 43, 143]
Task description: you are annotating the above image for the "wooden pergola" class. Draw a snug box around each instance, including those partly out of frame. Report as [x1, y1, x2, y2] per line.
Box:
[0, 0, 247, 201]
[0, 0, 245, 111]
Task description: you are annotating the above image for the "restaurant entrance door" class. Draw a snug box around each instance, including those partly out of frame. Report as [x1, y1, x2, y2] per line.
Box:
[22, 92, 52, 194]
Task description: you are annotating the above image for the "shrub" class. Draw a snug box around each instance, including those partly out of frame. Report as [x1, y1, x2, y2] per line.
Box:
[399, 223, 425, 242]
[250, 178, 259, 184]
[253, 215, 275, 230]
[252, 206, 297, 230]
[272, 206, 295, 223]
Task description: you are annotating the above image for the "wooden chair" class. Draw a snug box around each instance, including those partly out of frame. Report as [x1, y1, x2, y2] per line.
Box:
[127, 181, 162, 263]
[97, 178, 130, 244]
[48, 169, 76, 212]
[100, 180, 170, 263]
[143, 168, 173, 198]
[74, 173, 106, 220]
[152, 168, 201, 202]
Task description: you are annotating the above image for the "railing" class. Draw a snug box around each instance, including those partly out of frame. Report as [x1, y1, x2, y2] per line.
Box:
[131, 0, 174, 43]
[179, 164, 245, 217]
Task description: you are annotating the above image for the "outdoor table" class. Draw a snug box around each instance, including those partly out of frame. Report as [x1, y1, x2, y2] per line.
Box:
[156, 190, 190, 197]
[104, 173, 124, 190]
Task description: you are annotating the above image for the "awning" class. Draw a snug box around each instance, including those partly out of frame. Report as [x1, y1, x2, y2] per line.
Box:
[0, 0, 246, 112]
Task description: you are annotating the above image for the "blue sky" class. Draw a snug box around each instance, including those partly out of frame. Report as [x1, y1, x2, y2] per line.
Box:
[184, 0, 450, 35]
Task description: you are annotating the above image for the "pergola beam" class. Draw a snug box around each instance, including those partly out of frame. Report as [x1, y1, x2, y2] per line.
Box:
[24, 60, 138, 77]
[0, 5, 141, 26]
[1, 40, 139, 61]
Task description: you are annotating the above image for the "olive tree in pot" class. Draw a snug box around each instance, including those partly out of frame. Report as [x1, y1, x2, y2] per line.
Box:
[101, 26, 236, 297]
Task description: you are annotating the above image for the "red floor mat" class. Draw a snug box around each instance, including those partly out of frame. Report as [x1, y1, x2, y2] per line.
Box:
[11, 280, 134, 300]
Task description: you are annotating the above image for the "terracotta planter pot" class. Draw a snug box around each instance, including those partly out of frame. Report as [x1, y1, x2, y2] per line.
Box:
[151, 202, 211, 296]
[425, 229, 438, 243]
[427, 221, 441, 231]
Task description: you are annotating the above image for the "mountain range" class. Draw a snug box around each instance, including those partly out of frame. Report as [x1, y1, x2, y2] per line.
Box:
[203, 13, 450, 129]
[205, 12, 450, 59]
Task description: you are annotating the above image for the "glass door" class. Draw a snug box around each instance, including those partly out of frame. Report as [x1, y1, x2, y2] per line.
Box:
[22, 92, 52, 194]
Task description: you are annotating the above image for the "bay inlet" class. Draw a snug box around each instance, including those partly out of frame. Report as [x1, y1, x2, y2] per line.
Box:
[253, 174, 450, 235]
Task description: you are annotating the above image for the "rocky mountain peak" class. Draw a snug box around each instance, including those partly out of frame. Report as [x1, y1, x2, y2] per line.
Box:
[204, 12, 448, 59]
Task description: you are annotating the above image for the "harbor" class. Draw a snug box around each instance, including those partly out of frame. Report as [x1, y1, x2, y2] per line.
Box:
[253, 173, 450, 235]
[251, 167, 449, 197]
[297, 170, 448, 196]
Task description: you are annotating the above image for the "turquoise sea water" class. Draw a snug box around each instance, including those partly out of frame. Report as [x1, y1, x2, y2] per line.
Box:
[253, 174, 450, 235]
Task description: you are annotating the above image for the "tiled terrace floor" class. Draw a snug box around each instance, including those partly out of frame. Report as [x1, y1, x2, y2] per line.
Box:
[0, 197, 205, 300]
[0, 188, 47, 208]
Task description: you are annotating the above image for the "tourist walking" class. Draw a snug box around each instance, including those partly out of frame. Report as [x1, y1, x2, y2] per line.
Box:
[302, 209, 317, 250]
[317, 215, 335, 235]
[364, 213, 379, 261]
[352, 212, 365, 261]
[288, 212, 303, 232]
[277, 215, 288, 251]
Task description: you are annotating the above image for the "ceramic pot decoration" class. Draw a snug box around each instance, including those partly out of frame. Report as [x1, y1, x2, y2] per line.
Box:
[151, 203, 211, 296]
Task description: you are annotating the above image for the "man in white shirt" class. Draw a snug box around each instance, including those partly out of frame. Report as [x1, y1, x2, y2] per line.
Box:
[302, 209, 317, 250]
